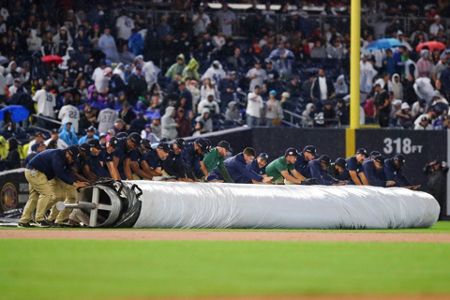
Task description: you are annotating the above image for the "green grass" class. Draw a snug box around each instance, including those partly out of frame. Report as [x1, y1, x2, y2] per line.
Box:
[0, 239, 449, 300]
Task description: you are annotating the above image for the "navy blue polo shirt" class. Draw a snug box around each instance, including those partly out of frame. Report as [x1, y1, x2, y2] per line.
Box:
[181, 142, 204, 179]
[384, 158, 410, 187]
[307, 159, 335, 185]
[141, 149, 162, 169]
[362, 160, 387, 187]
[247, 159, 266, 177]
[162, 152, 187, 178]
[225, 153, 262, 184]
[346, 156, 363, 173]
[27, 149, 76, 185]
[294, 153, 312, 178]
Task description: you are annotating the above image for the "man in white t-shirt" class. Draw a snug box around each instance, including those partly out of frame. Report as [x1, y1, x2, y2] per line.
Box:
[246, 61, 267, 92]
[246, 85, 264, 127]
[116, 12, 135, 41]
[58, 100, 80, 133]
[33, 78, 56, 118]
[97, 107, 118, 134]
[45, 129, 68, 149]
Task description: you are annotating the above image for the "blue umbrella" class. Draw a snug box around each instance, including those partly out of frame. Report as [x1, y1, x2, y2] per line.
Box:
[0, 105, 30, 123]
[366, 38, 402, 50]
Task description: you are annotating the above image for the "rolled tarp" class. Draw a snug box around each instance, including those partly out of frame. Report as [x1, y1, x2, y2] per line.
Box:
[129, 181, 440, 229]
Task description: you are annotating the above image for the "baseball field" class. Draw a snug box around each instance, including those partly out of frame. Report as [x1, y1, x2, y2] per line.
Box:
[1, 222, 450, 300]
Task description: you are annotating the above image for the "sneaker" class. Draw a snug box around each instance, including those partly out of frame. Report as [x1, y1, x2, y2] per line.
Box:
[32, 220, 52, 228]
[17, 222, 32, 228]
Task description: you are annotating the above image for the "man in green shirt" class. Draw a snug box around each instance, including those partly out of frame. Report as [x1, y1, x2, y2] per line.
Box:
[266, 148, 304, 184]
[200, 140, 233, 183]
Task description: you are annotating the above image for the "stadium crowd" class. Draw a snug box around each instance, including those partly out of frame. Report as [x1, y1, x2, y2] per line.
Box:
[18, 132, 418, 227]
[0, 1, 450, 162]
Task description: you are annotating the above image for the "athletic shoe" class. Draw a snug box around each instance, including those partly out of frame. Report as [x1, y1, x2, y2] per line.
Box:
[17, 222, 32, 228]
[32, 220, 52, 228]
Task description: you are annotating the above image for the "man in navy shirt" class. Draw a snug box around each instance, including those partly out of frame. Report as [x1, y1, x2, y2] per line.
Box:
[307, 155, 338, 185]
[81, 139, 112, 181]
[346, 148, 369, 185]
[18, 146, 88, 228]
[182, 138, 210, 180]
[293, 145, 317, 180]
[24, 142, 46, 165]
[140, 141, 170, 178]
[331, 157, 351, 183]
[224, 147, 272, 184]
[384, 154, 414, 187]
[247, 152, 269, 179]
[362, 154, 396, 187]
[162, 138, 190, 180]
[113, 132, 141, 180]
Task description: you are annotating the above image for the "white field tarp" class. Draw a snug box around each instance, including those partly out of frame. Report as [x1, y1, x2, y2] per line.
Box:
[130, 181, 440, 229]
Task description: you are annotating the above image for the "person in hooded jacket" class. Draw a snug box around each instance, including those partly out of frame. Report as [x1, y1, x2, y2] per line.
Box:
[161, 106, 178, 140]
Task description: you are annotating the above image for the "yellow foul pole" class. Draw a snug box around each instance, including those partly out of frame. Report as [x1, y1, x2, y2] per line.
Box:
[346, 0, 361, 157]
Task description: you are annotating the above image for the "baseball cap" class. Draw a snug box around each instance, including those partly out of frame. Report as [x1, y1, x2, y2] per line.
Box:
[303, 145, 317, 155]
[108, 137, 119, 148]
[66, 145, 79, 158]
[217, 140, 231, 152]
[335, 157, 347, 168]
[51, 128, 59, 134]
[175, 138, 185, 149]
[285, 147, 299, 157]
[370, 150, 381, 158]
[79, 143, 90, 152]
[99, 133, 107, 139]
[356, 148, 368, 157]
[157, 143, 170, 153]
[373, 154, 384, 164]
[195, 138, 210, 153]
[258, 152, 269, 161]
[117, 132, 128, 139]
[140, 139, 151, 149]
[128, 132, 141, 145]
[35, 132, 45, 138]
[87, 126, 96, 132]
[88, 139, 102, 150]
[319, 155, 331, 166]
[394, 154, 406, 165]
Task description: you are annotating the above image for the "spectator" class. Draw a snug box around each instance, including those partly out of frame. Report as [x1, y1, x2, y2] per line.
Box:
[216, 3, 236, 37]
[161, 106, 178, 140]
[267, 42, 295, 79]
[58, 99, 80, 133]
[246, 61, 267, 92]
[198, 94, 220, 117]
[175, 107, 191, 138]
[414, 115, 433, 130]
[395, 102, 414, 128]
[97, 105, 118, 134]
[0, 138, 20, 170]
[182, 58, 200, 81]
[98, 27, 119, 62]
[246, 85, 264, 127]
[119, 102, 136, 126]
[165, 54, 186, 81]
[59, 122, 78, 146]
[195, 108, 213, 133]
[78, 126, 99, 144]
[334, 75, 349, 98]
[141, 124, 160, 144]
[45, 129, 68, 150]
[388, 74, 403, 100]
[201, 60, 226, 85]
[416, 50, 433, 78]
[225, 101, 242, 124]
[33, 78, 56, 119]
[374, 84, 391, 127]
[265, 90, 283, 127]
[192, 7, 211, 37]
[311, 68, 335, 104]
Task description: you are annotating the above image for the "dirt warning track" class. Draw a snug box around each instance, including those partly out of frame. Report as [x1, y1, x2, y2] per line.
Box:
[1, 229, 450, 243]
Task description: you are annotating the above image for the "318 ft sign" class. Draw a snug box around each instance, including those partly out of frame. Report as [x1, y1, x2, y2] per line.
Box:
[383, 138, 423, 155]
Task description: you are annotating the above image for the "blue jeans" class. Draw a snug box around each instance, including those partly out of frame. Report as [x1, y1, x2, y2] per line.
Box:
[246, 115, 260, 127]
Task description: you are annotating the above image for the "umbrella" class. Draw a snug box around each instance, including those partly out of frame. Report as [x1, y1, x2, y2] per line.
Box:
[416, 41, 446, 53]
[0, 105, 30, 123]
[41, 55, 63, 64]
[366, 38, 402, 50]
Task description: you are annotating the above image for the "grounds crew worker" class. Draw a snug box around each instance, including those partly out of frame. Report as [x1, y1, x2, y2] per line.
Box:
[346, 148, 369, 185]
[362, 154, 396, 187]
[201, 140, 233, 183]
[162, 138, 190, 181]
[246, 152, 269, 182]
[18, 146, 88, 228]
[113, 132, 141, 180]
[384, 154, 419, 189]
[139, 141, 171, 179]
[182, 138, 210, 180]
[307, 155, 341, 185]
[224, 147, 272, 184]
[331, 157, 351, 183]
[294, 145, 317, 181]
[266, 148, 303, 184]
